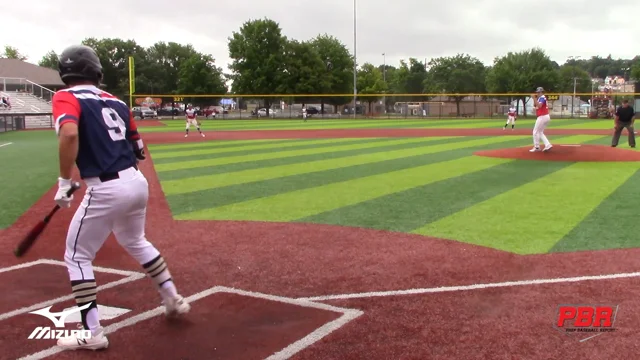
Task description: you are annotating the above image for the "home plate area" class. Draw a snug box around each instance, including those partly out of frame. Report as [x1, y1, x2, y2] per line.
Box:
[0, 260, 361, 360]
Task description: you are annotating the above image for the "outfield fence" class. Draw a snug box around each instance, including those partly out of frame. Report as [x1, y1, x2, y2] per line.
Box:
[132, 93, 639, 120]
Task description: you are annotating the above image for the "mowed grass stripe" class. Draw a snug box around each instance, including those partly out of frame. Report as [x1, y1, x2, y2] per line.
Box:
[165, 136, 534, 215]
[149, 139, 290, 152]
[300, 160, 571, 231]
[297, 135, 600, 230]
[157, 136, 473, 181]
[413, 161, 640, 254]
[151, 137, 393, 162]
[153, 138, 383, 171]
[551, 169, 640, 252]
[160, 137, 459, 194]
[175, 155, 511, 221]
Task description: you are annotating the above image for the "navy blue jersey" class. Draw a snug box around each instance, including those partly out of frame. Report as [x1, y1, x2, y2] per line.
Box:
[53, 85, 141, 179]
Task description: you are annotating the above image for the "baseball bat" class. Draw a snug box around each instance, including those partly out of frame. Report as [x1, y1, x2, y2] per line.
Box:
[14, 182, 81, 257]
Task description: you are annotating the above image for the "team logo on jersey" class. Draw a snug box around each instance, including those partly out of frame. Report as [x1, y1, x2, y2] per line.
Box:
[27, 303, 93, 340]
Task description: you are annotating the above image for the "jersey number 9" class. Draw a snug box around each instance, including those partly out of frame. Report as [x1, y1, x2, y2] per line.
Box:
[101, 108, 127, 142]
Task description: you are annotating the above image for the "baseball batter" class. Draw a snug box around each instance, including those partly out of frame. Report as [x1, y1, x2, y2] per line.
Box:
[530, 87, 552, 152]
[503, 106, 517, 130]
[52, 45, 190, 351]
[184, 104, 204, 137]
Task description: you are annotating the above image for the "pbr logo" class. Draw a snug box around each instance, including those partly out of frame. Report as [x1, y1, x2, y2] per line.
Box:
[27, 303, 92, 340]
[554, 304, 618, 342]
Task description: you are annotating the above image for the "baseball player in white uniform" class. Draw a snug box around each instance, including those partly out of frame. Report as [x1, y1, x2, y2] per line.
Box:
[530, 87, 552, 152]
[503, 106, 517, 130]
[185, 104, 204, 137]
[52, 45, 190, 351]
[302, 105, 308, 122]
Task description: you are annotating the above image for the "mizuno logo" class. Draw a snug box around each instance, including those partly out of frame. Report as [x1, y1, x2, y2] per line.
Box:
[29, 302, 92, 328]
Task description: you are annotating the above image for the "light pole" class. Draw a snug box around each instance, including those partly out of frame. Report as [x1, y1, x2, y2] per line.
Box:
[382, 52, 386, 114]
[568, 55, 581, 118]
[352, 0, 357, 119]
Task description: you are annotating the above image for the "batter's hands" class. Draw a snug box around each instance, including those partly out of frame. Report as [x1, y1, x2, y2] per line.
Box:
[54, 178, 74, 208]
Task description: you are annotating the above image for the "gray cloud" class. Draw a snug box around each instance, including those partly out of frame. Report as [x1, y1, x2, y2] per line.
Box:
[4, 0, 640, 72]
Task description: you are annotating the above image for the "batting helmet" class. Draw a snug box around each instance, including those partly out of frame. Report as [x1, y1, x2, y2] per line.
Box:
[536, 87, 545, 93]
[58, 45, 103, 86]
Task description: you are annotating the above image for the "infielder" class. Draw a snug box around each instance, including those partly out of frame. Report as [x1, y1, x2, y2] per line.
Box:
[185, 104, 204, 137]
[503, 106, 517, 130]
[530, 87, 553, 152]
[52, 45, 190, 351]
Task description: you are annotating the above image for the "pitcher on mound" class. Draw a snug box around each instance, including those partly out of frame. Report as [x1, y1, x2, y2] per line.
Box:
[530, 87, 552, 152]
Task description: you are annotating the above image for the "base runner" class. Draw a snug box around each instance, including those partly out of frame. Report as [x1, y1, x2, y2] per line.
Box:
[185, 104, 204, 137]
[503, 106, 517, 130]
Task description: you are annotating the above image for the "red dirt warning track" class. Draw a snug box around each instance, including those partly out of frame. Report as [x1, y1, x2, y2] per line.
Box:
[475, 144, 640, 162]
[2, 127, 640, 359]
[142, 127, 615, 143]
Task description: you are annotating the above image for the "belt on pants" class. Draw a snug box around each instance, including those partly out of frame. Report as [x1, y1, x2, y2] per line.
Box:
[98, 164, 138, 183]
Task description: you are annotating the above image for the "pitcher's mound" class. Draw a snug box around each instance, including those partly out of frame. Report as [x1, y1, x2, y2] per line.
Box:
[474, 144, 640, 162]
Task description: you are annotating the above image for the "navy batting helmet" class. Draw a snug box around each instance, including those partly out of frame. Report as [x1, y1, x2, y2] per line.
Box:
[58, 45, 103, 86]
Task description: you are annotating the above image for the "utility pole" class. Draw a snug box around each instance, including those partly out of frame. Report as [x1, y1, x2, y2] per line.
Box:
[382, 52, 386, 114]
[568, 55, 581, 118]
[352, 0, 357, 119]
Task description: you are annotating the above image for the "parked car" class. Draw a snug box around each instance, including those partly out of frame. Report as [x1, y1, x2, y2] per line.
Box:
[257, 108, 278, 117]
[140, 107, 157, 118]
[132, 107, 143, 119]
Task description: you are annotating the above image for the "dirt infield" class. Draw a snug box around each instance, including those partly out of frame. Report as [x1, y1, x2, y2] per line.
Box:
[475, 144, 640, 162]
[3, 127, 640, 359]
[141, 127, 616, 143]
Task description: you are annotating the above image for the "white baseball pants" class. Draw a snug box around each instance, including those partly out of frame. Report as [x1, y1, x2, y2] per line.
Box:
[64, 166, 161, 281]
[186, 119, 199, 129]
[533, 114, 551, 148]
[506, 116, 516, 125]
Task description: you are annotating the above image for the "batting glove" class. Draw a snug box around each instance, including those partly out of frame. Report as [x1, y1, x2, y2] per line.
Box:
[54, 178, 74, 208]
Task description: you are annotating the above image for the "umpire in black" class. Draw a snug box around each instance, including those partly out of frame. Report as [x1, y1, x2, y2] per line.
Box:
[611, 99, 636, 148]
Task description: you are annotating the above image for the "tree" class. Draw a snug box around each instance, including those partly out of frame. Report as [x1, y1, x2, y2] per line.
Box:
[485, 48, 559, 116]
[177, 53, 227, 106]
[357, 63, 386, 114]
[424, 54, 486, 116]
[557, 65, 592, 100]
[631, 62, 640, 82]
[392, 58, 427, 102]
[1, 46, 27, 60]
[280, 40, 325, 106]
[228, 18, 288, 114]
[38, 50, 59, 70]
[310, 34, 354, 113]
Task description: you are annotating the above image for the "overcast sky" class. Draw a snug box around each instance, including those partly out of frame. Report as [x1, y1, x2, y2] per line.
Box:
[5, 0, 639, 71]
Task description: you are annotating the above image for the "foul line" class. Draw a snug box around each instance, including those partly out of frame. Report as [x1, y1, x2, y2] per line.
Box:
[297, 271, 640, 301]
[18, 286, 363, 360]
[0, 142, 12, 148]
[0, 259, 145, 321]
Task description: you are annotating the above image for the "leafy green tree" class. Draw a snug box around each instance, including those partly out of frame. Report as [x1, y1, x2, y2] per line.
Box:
[38, 51, 59, 69]
[392, 58, 427, 102]
[631, 62, 640, 82]
[144, 41, 197, 95]
[280, 39, 325, 105]
[557, 65, 592, 100]
[310, 34, 354, 113]
[228, 18, 288, 114]
[485, 48, 559, 116]
[424, 54, 486, 116]
[177, 53, 227, 106]
[357, 63, 386, 114]
[1, 46, 27, 60]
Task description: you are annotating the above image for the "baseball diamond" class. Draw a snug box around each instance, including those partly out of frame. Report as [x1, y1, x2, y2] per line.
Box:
[2, 117, 640, 359]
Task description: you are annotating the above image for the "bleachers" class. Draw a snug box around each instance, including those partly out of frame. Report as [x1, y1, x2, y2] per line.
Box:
[0, 91, 53, 128]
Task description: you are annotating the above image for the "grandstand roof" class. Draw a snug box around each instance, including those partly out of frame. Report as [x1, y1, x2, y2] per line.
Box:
[0, 59, 64, 86]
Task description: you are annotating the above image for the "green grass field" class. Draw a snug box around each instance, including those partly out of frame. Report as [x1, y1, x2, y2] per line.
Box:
[2, 118, 637, 255]
[138, 118, 617, 132]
